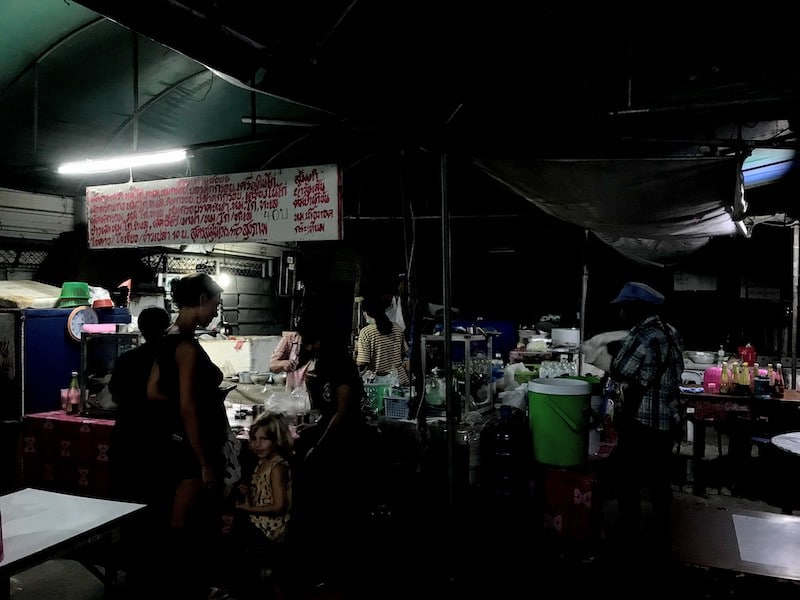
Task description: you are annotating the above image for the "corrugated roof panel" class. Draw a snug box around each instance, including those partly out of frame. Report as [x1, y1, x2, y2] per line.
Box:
[0, 188, 73, 240]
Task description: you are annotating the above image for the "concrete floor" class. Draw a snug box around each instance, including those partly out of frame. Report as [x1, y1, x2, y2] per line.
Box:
[7, 435, 796, 600]
[10, 560, 104, 600]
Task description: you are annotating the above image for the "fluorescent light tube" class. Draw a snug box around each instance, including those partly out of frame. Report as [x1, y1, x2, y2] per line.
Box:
[57, 149, 187, 174]
[240, 117, 319, 127]
[735, 219, 749, 236]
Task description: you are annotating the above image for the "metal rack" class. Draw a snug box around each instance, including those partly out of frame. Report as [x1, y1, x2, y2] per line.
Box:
[80, 332, 141, 416]
[420, 333, 494, 420]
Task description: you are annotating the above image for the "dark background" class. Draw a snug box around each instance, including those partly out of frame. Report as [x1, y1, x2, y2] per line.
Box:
[296, 158, 797, 359]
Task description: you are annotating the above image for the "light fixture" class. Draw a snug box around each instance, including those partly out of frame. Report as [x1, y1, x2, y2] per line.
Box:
[216, 272, 232, 290]
[240, 117, 319, 128]
[735, 219, 751, 238]
[743, 148, 797, 189]
[57, 149, 187, 175]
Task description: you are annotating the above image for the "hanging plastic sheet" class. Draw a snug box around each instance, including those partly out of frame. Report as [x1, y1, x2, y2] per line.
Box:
[472, 155, 744, 265]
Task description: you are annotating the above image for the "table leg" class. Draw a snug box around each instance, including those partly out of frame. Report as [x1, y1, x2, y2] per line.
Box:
[76, 530, 122, 597]
[1, 575, 9, 600]
[692, 417, 707, 496]
[774, 449, 798, 515]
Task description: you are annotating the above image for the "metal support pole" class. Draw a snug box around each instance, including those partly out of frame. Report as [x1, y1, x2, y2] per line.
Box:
[132, 32, 139, 152]
[579, 230, 589, 375]
[792, 223, 798, 389]
[440, 153, 456, 526]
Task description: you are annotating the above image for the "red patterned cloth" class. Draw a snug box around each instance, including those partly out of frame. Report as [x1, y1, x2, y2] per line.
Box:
[541, 467, 602, 543]
[19, 410, 115, 498]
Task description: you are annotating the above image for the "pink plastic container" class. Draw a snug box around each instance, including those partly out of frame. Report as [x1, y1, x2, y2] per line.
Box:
[81, 323, 117, 334]
[703, 367, 722, 393]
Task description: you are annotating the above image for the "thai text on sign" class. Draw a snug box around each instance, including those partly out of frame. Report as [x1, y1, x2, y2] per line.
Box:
[86, 164, 342, 248]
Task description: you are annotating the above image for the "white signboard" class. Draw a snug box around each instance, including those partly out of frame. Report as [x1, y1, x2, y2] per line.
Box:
[86, 164, 341, 248]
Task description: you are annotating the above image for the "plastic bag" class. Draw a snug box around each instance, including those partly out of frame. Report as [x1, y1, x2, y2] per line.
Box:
[369, 367, 401, 388]
[264, 386, 311, 416]
[503, 363, 530, 390]
[498, 386, 527, 411]
[425, 375, 446, 406]
[581, 330, 629, 373]
[221, 424, 242, 498]
[386, 295, 405, 330]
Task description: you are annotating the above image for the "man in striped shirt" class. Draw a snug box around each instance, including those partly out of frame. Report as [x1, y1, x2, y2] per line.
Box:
[356, 296, 410, 386]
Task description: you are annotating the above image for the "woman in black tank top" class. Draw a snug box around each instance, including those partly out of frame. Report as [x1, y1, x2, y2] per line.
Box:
[147, 272, 225, 599]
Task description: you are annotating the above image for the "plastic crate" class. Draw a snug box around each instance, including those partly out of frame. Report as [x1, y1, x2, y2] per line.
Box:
[363, 383, 391, 413]
[384, 395, 410, 419]
[424, 403, 447, 418]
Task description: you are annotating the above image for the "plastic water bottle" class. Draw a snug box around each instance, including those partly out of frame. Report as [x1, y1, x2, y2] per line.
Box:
[480, 405, 530, 502]
[491, 353, 504, 393]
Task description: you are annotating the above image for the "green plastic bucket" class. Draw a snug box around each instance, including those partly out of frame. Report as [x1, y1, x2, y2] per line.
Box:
[528, 377, 592, 467]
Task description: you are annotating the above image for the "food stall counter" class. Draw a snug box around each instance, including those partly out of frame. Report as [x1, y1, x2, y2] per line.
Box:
[19, 410, 115, 498]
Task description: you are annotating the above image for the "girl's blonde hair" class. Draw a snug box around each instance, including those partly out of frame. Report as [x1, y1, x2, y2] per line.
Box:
[249, 412, 294, 455]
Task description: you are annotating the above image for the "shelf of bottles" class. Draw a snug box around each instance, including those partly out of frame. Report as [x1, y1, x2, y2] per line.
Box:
[420, 333, 494, 421]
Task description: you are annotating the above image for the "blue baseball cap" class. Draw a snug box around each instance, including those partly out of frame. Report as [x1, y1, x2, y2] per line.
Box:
[611, 281, 664, 305]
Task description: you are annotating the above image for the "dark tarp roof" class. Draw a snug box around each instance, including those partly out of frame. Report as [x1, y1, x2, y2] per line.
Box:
[1, 0, 799, 265]
[473, 155, 745, 265]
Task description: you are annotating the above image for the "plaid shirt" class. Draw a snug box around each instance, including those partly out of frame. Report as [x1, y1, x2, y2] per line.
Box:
[611, 315, 684, 431]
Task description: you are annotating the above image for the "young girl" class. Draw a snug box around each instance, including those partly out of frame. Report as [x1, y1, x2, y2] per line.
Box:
[234, 412, 294, 599]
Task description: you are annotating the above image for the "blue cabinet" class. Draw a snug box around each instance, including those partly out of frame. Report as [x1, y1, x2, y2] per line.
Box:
[0, 308, 82, 417]
[23, 309, 82, 415]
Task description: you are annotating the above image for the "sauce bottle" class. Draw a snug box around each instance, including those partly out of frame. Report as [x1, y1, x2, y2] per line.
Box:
[773, 363, 786, 398]
[719, 361, 730, 395]
[67, 370, 81, 415]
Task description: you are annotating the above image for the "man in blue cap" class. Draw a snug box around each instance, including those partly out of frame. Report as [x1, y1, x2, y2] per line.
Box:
[608, 281, 684, 559]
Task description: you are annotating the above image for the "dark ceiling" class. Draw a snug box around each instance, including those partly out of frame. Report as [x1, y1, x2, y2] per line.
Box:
[1, 1, 799, 272]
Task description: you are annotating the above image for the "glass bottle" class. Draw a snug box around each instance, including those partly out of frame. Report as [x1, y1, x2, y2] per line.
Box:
[773, 363, 786, 398]
[767, 363, 775, 386]
[67, 370, 81, 415]
[479, 405, 530, 501]
[719, 361, 730, 395]
[740, 362, 750, 388]
[750, 362, 760, 393]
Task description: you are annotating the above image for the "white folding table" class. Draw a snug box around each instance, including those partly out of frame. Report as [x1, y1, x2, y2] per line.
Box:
[672, 500, 800, 583]
[0, 488, 146, 600]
